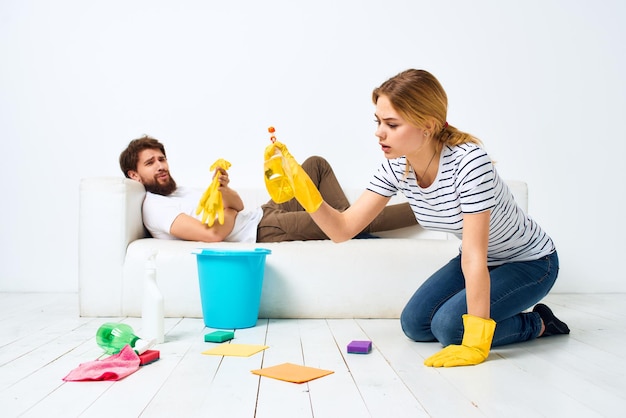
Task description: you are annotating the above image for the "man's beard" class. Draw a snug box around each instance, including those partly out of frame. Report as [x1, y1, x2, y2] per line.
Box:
[144, 173, 177, 196]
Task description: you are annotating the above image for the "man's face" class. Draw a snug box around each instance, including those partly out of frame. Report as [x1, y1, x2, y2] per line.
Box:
[128, 148, 177, 195]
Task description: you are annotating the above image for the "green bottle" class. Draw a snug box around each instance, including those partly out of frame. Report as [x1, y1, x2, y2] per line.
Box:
[96, 322, 154, 355]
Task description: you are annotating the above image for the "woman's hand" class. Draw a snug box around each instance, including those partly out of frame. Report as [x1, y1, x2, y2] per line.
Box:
[263, 141, 322, 213]
[424, 314, 496, 367]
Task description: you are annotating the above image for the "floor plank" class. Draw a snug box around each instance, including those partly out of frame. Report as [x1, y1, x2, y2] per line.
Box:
[255, 319, 314, 418]
[1, 292, 626, 418]
[300, 319, 371, 418]
[327, 319, 429, 418]
[196, 319, 268, 417]
[357, 318, 487, 417]
[138, 318, 222, 417]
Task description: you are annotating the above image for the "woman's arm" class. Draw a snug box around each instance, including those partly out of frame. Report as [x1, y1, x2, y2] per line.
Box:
[310, 190, 391, 242]
[460, 210, 491, 319]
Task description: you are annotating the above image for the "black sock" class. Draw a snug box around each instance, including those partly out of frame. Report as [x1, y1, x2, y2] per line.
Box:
[533, 303, 570, 337]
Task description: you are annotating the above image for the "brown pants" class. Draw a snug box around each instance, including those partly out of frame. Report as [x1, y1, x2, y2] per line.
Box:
[257, 156, 417, 242]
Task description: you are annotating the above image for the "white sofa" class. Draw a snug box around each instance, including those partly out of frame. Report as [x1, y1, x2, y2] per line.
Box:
[78, 178, 528, 319]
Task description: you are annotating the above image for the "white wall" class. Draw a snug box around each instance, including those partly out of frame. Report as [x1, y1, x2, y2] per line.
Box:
[1, 0, 625, 293]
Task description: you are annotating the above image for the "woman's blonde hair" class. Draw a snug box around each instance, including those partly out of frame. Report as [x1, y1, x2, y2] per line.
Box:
[372, 69, 481, 147]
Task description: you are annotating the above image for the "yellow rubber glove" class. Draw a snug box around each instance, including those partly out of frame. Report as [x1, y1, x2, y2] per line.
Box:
[263, 141, 323, 213]
[424, 314, 496, 367]
[196, 158, 232, 227]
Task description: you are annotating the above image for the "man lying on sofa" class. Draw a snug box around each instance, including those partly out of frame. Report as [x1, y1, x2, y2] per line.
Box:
[119, 135, 417, 243]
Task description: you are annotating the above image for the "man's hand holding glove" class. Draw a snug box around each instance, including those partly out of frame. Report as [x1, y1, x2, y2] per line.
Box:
[263, 141, 323, 213]
[196, 158, 232, 226]
[424, 314, 496, 367]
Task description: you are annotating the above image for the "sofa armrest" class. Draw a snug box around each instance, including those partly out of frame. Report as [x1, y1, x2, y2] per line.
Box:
[79, 177, 146, 316]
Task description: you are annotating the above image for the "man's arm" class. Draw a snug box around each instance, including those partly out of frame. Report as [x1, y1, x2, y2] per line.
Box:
[169, 169, 243, 242]
[170, 207, 238, 242]
[212, 167, 244, 212]
[220, 186, 244, 212]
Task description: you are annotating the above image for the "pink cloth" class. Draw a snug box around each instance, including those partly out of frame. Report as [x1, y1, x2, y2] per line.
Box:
[63, 345, 140, 381]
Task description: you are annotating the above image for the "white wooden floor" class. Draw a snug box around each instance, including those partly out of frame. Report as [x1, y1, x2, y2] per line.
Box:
[1, 292, 625, 418]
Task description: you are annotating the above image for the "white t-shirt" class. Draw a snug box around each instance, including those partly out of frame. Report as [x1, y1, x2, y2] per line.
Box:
[142, 186, 263, 243]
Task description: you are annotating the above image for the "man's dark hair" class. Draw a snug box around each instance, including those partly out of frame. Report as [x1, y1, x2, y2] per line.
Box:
[119, 135, 166, 178]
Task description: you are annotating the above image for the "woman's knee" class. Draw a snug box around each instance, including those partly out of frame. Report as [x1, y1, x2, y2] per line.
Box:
[400, 306, 464, 345]
[400, 305, 435, 342]
[431, 310, 464, 346]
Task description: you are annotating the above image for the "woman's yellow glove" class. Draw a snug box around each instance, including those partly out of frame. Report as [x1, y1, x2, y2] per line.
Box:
[263, 141, 322, 213]
[424, 314, 496, 367]
[196, 158, 232, 227]
[263, 142, 294, 204]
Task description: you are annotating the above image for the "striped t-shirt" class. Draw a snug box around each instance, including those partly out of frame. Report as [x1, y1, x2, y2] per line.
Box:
[367, 143, 555, 266]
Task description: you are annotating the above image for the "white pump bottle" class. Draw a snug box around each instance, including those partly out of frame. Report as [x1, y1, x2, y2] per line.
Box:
[142, 251, 164, 343]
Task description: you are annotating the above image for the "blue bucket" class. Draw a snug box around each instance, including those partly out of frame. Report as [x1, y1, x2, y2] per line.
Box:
[192, 248, 271, 329]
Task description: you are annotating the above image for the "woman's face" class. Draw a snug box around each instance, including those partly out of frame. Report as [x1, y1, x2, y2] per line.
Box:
[374, 95, 427, 160]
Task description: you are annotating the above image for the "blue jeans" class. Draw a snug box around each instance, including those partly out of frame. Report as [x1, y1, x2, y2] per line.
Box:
[400, 251, 559, 347]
